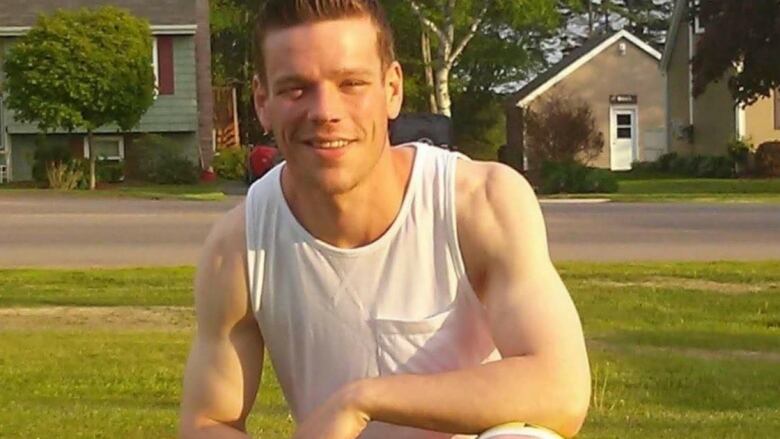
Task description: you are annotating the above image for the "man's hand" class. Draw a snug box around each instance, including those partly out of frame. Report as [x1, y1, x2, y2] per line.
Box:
[292, 382, 371, 439]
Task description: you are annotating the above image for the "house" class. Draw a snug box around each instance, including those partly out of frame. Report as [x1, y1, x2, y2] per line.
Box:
[506, 30, 665, 171]
[663, 0, 780, 156]
[0, 0, 213, 182]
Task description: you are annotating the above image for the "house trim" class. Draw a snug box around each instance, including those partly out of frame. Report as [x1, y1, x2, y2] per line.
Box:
[0, 24, 196, 37]
[736, 104, 746, 140]
[514, 30, 662, 108]
[661, 0, 687, 71]
[775, 89, 780, 130]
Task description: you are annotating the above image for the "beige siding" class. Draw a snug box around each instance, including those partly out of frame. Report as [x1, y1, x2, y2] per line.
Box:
[528, 38, 664, 169]
[691, 66, 735, 156]
[745, 91, 780, 145]
[666, 8, 692, 155]
[666, 7, 737, 157]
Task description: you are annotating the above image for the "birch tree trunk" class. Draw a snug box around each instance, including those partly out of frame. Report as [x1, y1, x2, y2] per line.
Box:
[407, 0, 489, 119]
[421, 29, 438, 113]
[434, 64, 452, 117]
[587, 0, 594, 35]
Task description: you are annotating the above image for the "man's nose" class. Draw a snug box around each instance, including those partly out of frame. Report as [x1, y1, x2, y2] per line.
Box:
[306, 84, 344, 124]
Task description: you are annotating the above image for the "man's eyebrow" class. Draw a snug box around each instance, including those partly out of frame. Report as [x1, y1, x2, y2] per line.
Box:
[272, 74, 310, 87]
[331, 68, 375, 77]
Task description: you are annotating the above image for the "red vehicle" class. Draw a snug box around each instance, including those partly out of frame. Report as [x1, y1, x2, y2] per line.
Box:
[246, 145, 281, 185]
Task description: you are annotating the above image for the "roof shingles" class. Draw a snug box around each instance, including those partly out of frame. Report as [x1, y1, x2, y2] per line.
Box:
[0, 0, 196, 27]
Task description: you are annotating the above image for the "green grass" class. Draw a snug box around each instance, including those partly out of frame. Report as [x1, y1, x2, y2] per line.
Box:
[0, 268, 195, 307]
[1, 263, 779, 438]
[617, 178, 780, 194]
[0, 182, 228, 201]
[544, 178, 780, 203]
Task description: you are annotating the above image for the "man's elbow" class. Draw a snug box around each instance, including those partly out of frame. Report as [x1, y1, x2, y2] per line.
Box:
[552, 379, 590, 438]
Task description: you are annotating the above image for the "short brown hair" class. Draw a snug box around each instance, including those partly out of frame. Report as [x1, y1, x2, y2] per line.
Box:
[253, 0, 396, 83]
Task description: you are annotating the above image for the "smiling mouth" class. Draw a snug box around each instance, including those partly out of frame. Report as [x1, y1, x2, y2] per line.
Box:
[305, 140, 354, 149]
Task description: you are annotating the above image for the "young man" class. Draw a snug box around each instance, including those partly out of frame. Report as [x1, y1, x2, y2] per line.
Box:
[179, 1, 590, 438]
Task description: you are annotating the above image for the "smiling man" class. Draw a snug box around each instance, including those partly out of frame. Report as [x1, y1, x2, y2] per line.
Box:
[178, 1, 590, 438]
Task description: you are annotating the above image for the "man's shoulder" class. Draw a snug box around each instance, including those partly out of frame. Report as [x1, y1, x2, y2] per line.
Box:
[455, 159, 538, 214]
[203, 201, 247, 259]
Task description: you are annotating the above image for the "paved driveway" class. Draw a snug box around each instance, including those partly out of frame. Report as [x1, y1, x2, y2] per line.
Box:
[1, 193, 779, 267]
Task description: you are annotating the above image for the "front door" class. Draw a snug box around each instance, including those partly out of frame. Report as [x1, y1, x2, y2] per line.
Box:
[610, 107, 637, 171]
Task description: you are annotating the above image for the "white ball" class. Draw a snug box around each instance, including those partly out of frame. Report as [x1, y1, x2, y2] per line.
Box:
[478, 423, 564, 439]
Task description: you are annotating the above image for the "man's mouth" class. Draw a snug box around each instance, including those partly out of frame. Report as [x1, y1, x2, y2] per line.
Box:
[306, 139, 353, 149]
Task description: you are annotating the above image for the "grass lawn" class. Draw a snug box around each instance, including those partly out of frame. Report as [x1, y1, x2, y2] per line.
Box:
[545, 178, 780, 203]
[0, 181, 230, 201]
[1, 263, 778, 438]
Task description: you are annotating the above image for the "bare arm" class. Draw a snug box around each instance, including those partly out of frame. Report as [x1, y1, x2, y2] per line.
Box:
[179, 203, 265, 438]
[347, 162, 590, 437]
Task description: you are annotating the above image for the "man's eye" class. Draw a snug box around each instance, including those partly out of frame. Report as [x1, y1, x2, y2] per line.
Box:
[342, 80, 368, 88]
[279, 87, 304, 98]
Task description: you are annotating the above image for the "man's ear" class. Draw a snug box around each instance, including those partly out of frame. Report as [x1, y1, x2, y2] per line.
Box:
[253, 75, 272, 132]
[385, 61, 404, 119]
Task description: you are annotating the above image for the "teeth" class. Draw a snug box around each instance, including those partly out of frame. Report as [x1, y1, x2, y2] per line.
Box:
[313, 140, 349, 149]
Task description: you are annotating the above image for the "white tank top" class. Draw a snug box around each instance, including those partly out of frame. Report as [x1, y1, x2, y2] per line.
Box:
[246, 143, 501, 438]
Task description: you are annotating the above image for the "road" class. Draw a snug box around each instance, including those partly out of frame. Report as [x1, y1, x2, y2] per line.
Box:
[1, 193, 779, 267]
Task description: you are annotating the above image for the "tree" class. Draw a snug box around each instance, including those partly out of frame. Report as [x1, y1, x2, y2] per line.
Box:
[3, 7, 155, 189]
[210, 0, 268, 145]
[691, 0, 780, 105]
[557, 0, 672, 51]
[400, 0, 561, 117]
[524, 91, 604, 165]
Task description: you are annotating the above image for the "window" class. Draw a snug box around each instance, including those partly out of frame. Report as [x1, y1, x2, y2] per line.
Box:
[83, 136, 125, 161]
[615, 112, 634, 140]
[153, 36, 175, 96]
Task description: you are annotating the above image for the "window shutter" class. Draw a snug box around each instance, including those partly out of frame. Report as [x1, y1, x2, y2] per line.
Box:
[157, 36, 175, 95]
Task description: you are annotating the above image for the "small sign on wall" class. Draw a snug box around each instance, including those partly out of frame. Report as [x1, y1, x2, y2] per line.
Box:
[610, 94, 638, 104]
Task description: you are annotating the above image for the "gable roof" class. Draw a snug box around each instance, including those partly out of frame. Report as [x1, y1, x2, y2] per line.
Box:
[0, 0, 196, 28]
[660, 0, 687, 71]
[508, 29, 662, 108]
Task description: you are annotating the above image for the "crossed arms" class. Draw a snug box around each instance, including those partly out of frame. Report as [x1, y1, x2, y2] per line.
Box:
[179, 161, 590, 438]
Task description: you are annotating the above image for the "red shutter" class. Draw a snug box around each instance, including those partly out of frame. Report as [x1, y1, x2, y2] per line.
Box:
[157, 36, 175, 95]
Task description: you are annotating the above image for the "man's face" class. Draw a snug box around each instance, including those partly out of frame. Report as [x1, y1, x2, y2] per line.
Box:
[254, 17, 403, 194]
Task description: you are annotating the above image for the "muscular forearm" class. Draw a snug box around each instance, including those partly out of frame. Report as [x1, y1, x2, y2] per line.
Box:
[353, 356, 589, 438]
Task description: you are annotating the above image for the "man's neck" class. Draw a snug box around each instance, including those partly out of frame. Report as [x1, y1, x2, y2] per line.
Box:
[282, 146, 416, 249]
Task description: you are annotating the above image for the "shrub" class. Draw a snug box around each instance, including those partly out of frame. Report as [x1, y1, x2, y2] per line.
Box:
[695, 156, 733, 178]
[754, 141, 780, 177]
[583, 168, 620, 193]
[630, 161, 660, 173]
[727, 139, 752, 165]
[96, 160, 125, 183]
[135, 134, 199, 184]
[155, 156, 199, 184]
[45, 160, 84, 190]
[213, 147, 247, 181]
[525, 92, 604, 166]
[32, 139, 72, 183]
[657, 152, 679, 172]
[540, 161, 619, 194]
